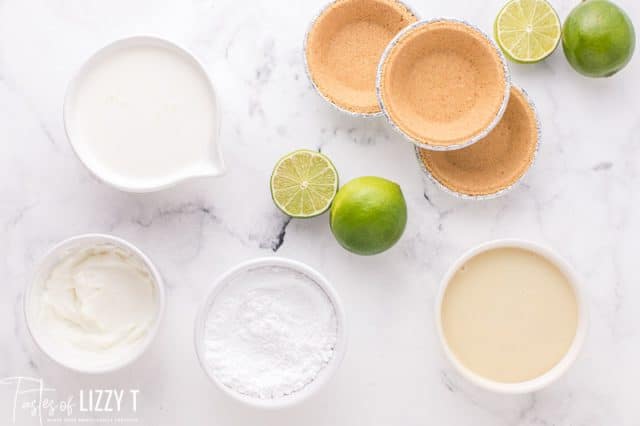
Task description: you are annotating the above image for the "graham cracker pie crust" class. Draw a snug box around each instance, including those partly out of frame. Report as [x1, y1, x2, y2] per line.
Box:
[417, 86, 539, 197]
[305, 0, 416, 114]
[379, 20, 509, 147]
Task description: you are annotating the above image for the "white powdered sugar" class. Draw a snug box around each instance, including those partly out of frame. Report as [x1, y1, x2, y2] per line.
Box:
[203, 266, 338, 399]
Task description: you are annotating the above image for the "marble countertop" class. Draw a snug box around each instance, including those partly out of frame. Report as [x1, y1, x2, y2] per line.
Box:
[1, 0, 638, 424]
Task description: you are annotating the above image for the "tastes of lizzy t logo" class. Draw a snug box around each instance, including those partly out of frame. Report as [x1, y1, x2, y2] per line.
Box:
[0, 377, 140, 424]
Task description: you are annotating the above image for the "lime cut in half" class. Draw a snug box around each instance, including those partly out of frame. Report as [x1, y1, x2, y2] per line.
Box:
[494, 0, 561, 63]
[270, 149, 339, 218]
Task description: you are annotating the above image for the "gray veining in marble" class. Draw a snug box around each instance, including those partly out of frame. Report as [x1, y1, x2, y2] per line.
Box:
[0, 0, 639, 424]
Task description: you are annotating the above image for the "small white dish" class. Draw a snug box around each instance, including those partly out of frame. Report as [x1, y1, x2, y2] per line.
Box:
[194, 257, 348, 409]
[63, 35, 224, 192]
[25, 234, 166, 374]
[435, 239, 587, 394]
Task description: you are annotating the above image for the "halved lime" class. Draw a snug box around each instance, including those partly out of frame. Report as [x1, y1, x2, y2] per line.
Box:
[270, 150, 338, 218]
[494, 0, 561, 63]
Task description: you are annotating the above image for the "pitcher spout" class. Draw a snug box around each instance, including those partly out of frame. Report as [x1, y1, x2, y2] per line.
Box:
[198, 143, 225, 177]
[200, 156, 225, 177]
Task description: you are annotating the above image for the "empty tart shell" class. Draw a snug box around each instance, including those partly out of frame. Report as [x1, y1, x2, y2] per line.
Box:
[305, 0, 417, 115]
[416, 86, 539, 199]
[378, 19, 510, 149]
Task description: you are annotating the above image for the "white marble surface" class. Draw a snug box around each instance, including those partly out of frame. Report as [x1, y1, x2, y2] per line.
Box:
[0, 0, 639, 424]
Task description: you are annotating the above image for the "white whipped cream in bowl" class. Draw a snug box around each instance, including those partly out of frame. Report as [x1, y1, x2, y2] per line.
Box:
[25, 234, 165, 373]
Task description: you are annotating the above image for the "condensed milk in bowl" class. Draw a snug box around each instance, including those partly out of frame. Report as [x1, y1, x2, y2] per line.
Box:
[64, 36, 224, 192]
[436, 239, 587, 393]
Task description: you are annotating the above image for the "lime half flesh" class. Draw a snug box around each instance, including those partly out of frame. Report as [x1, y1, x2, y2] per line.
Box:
[495, 0, 562, 63]
[270, 150, 338, 218]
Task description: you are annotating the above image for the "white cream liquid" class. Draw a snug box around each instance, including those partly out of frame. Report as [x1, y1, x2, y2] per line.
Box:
[67, 41, 218, 188]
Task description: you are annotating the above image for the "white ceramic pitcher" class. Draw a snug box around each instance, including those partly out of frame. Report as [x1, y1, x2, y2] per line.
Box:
[63, 35, 225, 192]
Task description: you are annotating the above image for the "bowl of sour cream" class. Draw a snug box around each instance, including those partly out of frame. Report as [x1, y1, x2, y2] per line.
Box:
[25, 234, 165, 374]
[63, 36, 224, 192]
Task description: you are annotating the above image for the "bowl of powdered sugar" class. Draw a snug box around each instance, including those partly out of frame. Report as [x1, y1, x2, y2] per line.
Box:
[194, 257, 347, 408]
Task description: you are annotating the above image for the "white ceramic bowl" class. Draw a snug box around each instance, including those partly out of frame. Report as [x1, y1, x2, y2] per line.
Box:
[194, 257, 348, 408]
[25, 234, 166, 374]
[63, 35, 224, 192]
[435, 239, 588, 394]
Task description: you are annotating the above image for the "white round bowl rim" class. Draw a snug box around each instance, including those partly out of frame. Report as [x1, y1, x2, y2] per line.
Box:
[24, 233, 166, 374]
[62, 34, 224, 193]
[193, 256, 348, 409]
[435, 239, 588, 394]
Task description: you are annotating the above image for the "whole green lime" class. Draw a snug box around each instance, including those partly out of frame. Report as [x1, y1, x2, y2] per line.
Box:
[562, 0, 635, 77]
[330, 176, 407, 256]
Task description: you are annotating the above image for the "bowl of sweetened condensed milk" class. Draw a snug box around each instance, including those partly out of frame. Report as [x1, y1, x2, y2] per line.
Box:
[436, 239, 587, 393]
